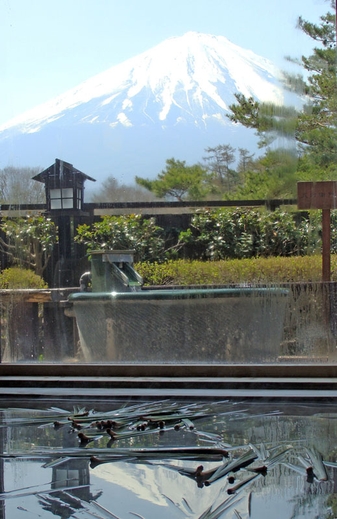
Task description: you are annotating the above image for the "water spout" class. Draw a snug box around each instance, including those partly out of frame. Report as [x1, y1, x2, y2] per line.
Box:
[90, 250, 143, 293]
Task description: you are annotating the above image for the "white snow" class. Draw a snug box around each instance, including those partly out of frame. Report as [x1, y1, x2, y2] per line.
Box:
[0, 31, 284, 134]
[122, 98, 133, 110]
[117, 113, 133, 127]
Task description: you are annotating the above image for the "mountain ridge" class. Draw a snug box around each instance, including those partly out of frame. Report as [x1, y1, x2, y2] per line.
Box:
[0, 32, 286, 187]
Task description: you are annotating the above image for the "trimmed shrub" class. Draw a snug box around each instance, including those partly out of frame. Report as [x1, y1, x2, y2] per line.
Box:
[0, 268, 48, 289]
[136, 255, 335, 286]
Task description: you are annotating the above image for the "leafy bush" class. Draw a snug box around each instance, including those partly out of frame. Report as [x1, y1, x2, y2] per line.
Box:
[0, 215, 58, 277]
[136, 255, 335, 286]
[75, 214, 168, 263]
[0, 268, 48, 289]
[75, 209, 337, 267]
[180, 208, 320, 260]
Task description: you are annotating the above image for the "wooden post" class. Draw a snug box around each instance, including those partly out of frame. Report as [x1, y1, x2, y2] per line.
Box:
[298, 181, 337, 282]
[298, 181, 337, 328]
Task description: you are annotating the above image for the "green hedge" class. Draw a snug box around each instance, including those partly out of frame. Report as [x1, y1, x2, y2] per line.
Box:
[0, 268, 48, 289]
[179, 208, 322, 260]
[136, 255, 336, 286]
[75, 209, 337, 263]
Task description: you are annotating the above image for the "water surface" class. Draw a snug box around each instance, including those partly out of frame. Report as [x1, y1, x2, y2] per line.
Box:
[0, 397, 336, 518]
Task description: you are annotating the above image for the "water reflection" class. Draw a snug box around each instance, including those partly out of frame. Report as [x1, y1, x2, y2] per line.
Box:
[1, 399, 337, 518]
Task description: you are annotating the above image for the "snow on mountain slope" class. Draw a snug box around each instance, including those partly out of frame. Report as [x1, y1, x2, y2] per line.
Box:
[0, 32, 284, 135]
[0, 32, 287, 185]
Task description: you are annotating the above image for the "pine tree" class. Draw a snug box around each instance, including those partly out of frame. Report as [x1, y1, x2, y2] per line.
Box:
[203, 144, 239, 194]
[295, 7, 337, 175]
[237, 148, 255, 174]
[228, 2, 337, 180]
[135, 158, 210, 201]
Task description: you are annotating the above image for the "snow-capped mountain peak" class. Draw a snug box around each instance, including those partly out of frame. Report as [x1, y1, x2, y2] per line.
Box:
[0, 32, 283, 135]
[0, 32, 286, 185]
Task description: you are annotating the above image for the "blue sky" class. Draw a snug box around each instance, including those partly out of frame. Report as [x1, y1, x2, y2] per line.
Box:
[0, 0, 330, 126]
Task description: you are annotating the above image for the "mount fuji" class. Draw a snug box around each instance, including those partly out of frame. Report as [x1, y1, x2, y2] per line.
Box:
[0, 32, 286, 190]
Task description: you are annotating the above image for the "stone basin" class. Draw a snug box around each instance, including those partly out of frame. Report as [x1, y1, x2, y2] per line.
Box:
[68, 287, 288, 363]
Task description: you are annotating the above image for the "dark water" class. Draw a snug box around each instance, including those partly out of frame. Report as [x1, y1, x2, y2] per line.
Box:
[1, 397, 337, 518]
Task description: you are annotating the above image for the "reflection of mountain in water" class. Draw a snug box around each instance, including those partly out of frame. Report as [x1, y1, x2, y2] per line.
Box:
[91, 457, 335, 518]
[1, 402, 337, 517]
[1, 456, 334, 518]
[93, 460, 225, 513]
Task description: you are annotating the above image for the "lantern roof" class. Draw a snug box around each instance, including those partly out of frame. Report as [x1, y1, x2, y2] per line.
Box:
[32, 158, 96, 185]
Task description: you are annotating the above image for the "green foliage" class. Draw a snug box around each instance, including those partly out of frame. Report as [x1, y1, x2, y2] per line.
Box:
[134, 261, 177, 285]
[294, 8, 337, 175]
[227, 148, 298, 200]
[227, 5, 337, 184]
[135, 158, 210, 201]
[75, 208, 333, 266]
[75, 214, 168, 263]
[228, 94, 298, 148]
[203, 144, 240, 195]
[136, 255, 335, 286]
[178, 208, 323, 261]
[0, 267, 48, 289]
[0, 215, 58, 277]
